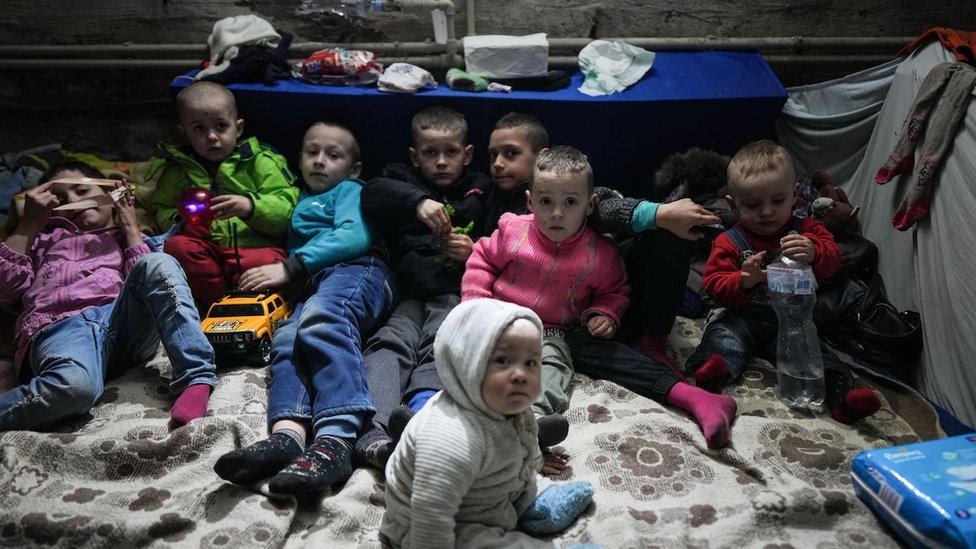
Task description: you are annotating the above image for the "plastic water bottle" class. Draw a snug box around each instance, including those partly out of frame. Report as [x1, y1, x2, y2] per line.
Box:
[335, 0, 387, 16]
[767, 254, 825, 411]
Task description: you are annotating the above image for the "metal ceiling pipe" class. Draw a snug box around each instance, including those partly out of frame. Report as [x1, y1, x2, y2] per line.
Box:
[466, 0, 476, 36]
[0, 59, 201, 69]
[545, 54, 896, 68]
[0, 36, 909, 63]
[0, 42, 447, 57]
[0, 56, 462, 70]
[546, 36, 913, 51]
[763, 54, 897, 65]
[0, 53, 893, 71]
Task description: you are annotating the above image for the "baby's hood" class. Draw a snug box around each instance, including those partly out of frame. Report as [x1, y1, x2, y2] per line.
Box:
[435, 298, 543, 419]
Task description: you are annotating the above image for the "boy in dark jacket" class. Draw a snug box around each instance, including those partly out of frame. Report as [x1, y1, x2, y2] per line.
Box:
[355, 106, 492, 467]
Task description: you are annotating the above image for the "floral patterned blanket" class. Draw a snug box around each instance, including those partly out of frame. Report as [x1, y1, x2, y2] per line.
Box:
[0, 317, 939, 547]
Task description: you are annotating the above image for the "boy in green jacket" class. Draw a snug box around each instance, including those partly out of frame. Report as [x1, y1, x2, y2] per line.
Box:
[152, 81, 299, 307]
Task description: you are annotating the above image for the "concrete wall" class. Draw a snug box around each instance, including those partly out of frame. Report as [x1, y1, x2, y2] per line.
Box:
[1, 0, 973, 157]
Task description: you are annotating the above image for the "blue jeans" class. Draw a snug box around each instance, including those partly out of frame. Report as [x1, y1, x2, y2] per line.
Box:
[687, 301, 853, 408]
[267, 256, 394, 439]
[0, 253, 217, 431]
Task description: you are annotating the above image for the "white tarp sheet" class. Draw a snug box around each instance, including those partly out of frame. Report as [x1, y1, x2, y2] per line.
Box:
[777, 42, 976, 426]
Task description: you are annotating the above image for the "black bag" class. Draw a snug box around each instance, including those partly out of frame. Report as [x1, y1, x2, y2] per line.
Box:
[818, 272, 923, 376]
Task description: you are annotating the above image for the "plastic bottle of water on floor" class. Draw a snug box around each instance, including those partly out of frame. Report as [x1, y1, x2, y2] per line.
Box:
[767, 254, 825, 410]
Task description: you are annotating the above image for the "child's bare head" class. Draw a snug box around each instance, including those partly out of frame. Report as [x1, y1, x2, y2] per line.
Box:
[411, 105, 468, 146]
[494, 112, 548, 152]
[300, 121, 362, 193]
[528, 146, 596, 242]
[175, 81, 243, 163]
[726, 139, 796, 197]
[489, 112, 549, 192]
[532, 146, 594, 192]
[726, 140, 798, 235]
[409, 106, 473, 188]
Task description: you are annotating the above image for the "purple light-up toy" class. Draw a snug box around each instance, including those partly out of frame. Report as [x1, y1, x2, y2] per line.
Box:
[177, 187, 215, 226]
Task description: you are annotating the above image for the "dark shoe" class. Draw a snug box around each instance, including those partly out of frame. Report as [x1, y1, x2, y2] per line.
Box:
[353, 423, 394, 470]
[387, 405, 414, 444]
[536, 413, 569, 448]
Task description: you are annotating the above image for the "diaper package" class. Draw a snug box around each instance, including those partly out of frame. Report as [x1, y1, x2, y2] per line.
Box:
[852, 433, 976, 548]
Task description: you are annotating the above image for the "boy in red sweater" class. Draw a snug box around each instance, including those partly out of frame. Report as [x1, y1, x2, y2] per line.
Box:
[464, 146, 737, 450]
[688, 140, 880, 423]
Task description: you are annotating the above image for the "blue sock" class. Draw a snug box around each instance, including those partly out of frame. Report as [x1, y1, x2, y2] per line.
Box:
[408, 390, 436, 412]
[519, 481, 594, 535]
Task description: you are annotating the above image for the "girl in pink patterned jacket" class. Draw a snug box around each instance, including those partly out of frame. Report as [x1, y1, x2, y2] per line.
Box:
[0, 161, 216, 431]
[462, 147, 737, 453]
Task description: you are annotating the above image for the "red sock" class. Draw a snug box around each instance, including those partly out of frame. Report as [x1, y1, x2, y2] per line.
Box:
[693, 354, 729, 392]
[875, 153, 915, 185]
[171, 384, 212, 426]
[830, 388, 881, 424]
[666, 381, 737, 449]
[635, 334, 686, 380]
[891, 194, 932, 231]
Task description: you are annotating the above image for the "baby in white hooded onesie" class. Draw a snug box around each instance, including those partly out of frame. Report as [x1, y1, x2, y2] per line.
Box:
[381, 298, 595, 548]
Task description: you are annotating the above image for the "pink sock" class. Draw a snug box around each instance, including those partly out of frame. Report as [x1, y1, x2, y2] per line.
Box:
[636, 334, 686, 380]
[666, 381, 737, 449]
[171, 384, 212, 426]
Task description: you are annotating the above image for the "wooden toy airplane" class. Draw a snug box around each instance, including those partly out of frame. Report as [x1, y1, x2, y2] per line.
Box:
[49, 177, 135, 211]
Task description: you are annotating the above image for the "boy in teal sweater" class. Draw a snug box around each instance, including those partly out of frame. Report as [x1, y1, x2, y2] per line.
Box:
[214, 121, 396, 494]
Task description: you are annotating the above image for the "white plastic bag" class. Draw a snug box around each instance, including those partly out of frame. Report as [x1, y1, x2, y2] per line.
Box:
[377, 63, 438, 93]
[578, 40, 655, 96]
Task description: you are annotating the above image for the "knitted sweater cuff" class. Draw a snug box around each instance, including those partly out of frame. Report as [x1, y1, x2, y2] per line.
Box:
[594, 196, 642, 234]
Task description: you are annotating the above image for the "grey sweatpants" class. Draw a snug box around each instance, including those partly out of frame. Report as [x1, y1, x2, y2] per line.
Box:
[362, 293, 460, 427]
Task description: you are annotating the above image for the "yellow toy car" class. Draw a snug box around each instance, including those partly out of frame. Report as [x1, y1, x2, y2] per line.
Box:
[201, 290, 292, 366]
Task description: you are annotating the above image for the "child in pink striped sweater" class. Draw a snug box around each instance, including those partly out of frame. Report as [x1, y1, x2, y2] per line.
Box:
[463, 146, 737, 450]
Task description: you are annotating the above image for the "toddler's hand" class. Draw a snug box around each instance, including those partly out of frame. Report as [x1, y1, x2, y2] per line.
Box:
[416, 198, 452, 236]
[654, 198, 720, 240]
[19, 181, 60, 233]
[739, 251, 766, 290]
[210, 195, 254, 220]
[780, 234, 816, 264]
[586, 315, 615, 339]
[441, 233, 473, 263]
[519, 481, 594, 535]
[540, 449, 568, 476]
[238, 263, 291, 291]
